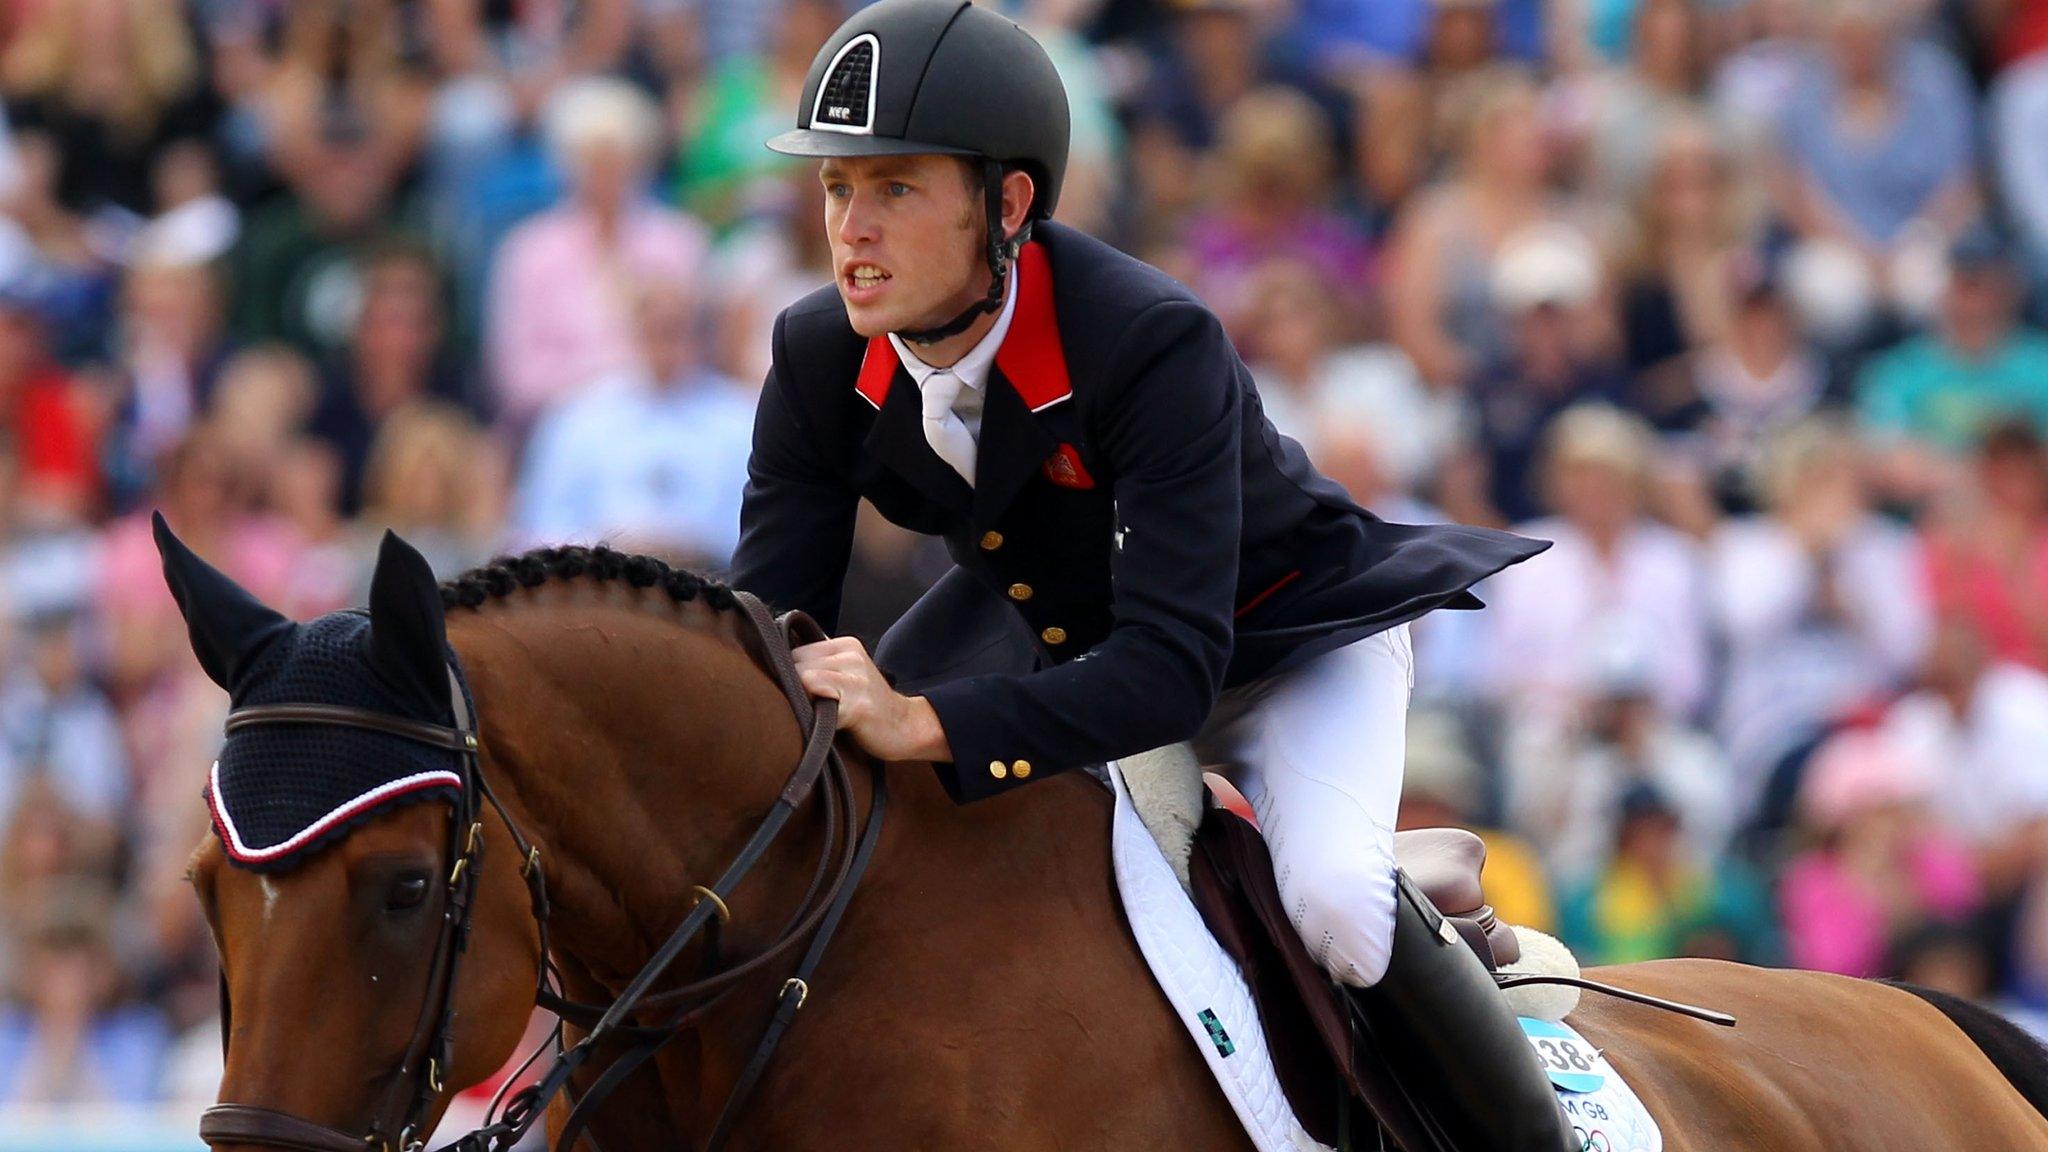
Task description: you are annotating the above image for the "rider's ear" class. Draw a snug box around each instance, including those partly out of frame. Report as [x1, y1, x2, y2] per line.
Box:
[366, 529, 450, 715]
[153, 511, 295, 692]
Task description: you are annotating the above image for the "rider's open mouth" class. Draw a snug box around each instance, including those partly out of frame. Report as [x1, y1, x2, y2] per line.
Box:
[846, 265, 892, 289]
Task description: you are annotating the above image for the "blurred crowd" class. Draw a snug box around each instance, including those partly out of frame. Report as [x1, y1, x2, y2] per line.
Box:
[4, 0, 2048, 1112]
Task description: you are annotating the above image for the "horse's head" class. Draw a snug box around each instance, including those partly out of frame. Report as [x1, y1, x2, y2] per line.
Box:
[156, 514, 538, 1152]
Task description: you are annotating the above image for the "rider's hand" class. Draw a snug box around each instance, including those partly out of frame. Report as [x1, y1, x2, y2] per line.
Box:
[792, 636, 952, 763]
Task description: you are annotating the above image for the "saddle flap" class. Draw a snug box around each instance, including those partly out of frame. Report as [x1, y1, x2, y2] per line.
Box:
[1189, 806, 1522, 1151]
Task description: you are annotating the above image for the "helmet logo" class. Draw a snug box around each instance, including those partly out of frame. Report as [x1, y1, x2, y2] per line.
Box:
[809, 34, 879, 137]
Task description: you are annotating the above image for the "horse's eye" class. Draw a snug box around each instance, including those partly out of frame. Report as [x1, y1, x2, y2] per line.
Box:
[386, 872, 431, 913]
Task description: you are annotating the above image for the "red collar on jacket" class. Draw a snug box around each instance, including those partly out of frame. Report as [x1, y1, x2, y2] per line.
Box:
[853, 241, 1072, 413]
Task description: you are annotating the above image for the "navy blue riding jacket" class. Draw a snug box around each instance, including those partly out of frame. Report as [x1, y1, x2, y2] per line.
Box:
[731, 221, 1546, 803]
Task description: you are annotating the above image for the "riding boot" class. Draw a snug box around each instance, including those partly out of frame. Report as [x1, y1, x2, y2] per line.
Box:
[1347, 869, 1579, 1152]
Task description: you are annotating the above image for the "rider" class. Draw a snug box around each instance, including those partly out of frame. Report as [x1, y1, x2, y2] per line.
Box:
[729, 2, 1569, 1147]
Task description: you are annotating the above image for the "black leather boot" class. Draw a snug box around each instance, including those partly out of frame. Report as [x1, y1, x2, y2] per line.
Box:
[1347, 870, 1579, 1152]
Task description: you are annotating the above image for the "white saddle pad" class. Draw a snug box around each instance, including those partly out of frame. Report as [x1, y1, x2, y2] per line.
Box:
[1110, 760, 1665, 1152]
[1108, 761, 1332, 1152]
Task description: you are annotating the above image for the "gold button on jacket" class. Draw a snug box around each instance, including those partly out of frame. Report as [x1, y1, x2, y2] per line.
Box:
[1007, 583, 1033, 602]
[1040, 626, 1067, 645]
[1011, 760, 1032, 779]
[988, 760, 1009, 780]
[980, 531, 1004, 550]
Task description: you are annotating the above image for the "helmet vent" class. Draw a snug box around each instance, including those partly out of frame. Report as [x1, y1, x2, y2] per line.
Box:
[811, 34, 879, 136]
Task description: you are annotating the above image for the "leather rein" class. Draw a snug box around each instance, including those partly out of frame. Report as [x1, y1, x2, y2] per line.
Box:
[200, 592, 887, 1152]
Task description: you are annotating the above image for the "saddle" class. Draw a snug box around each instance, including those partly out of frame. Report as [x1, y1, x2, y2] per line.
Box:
[1187, 800, 1517, 1150]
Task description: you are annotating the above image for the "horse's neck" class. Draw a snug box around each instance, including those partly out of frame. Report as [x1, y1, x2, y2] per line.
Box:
[449, 595, 1121, 1141]
[453, 599, 826, 985]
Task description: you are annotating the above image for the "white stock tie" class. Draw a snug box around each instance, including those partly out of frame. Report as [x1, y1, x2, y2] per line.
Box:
[920, 369, 978, 486]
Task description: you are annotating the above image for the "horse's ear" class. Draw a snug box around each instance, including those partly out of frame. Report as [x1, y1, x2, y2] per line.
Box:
[153, 511, 294, 691]
[366, 530, 450, 713]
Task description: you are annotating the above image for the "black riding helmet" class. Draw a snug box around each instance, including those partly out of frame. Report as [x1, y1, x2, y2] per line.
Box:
[767, 0, 1072, 344]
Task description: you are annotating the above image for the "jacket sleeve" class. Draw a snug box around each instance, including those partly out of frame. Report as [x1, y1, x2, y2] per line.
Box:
[729, 312, 860, 631]
[920, 300, 1242, 801]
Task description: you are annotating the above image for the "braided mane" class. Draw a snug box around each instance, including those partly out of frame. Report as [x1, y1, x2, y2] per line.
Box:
[439, 544, 739, 613]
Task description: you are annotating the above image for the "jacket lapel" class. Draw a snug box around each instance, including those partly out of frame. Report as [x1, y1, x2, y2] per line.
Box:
[970, 365, 1060, 532]
[971, 241, 1075, 531]
[856, 338, 972, 514]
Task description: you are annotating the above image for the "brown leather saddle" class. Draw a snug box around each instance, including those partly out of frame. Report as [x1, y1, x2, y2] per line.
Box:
[1187, 804, 1518, 1150]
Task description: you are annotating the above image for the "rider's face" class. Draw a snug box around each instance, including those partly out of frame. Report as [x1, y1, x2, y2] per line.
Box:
[820, 154, 986, 338]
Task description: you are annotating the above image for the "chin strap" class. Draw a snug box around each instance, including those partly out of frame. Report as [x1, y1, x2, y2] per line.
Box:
[897, 158, 1030, 346]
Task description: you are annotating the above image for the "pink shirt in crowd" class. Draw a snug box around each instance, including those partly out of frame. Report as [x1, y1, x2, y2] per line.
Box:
[486, 203, 710, 425]
[1921, 526, 2048, 671]
[1780, 834, 1981, 977]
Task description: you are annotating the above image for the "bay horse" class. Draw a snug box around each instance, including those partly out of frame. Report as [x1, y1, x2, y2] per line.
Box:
[164, 527, 2048, 1151]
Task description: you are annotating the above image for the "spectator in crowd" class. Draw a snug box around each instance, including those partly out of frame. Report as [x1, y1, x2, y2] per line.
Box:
[1461, 223, 1632, 524]
[424, 0, 634, 144]
[1399, 708, 1557, 933]
[1559, 781, 1778, 965]
[487, 76, 709, 427]
[1342, 0, 1532, 210]
[0, 282, 94, 524]
[670, 0, 837, 233]
[0, 610, 126, 871]
[305, 240, 472, 513]
[1663, 256, 1829, 512]
[1567, 0, 1714, 204]
[1387, 70, 1580, 387]
[227, 139, 413, 356]
[0, 890, 167, 1104]
[95, 428, 301, 696]
[1181, 86, 1376, 340]
[1770, 0, 1981, 321]
[1484, 404, 1711, 724]
[205, 346, 319, 499]
[703, 164, 835, 388]
[102, 242, 232, 506]
[1124, 0, 1291, 247]
[1993, 44, 2048, 307]
[1240, 257, 1453, 487]
[1614, 114, 1756, 384]
[1856, 226, 2048, 501]
[1713, 0, 1816, 157]
[1710, 419, 1930, 813]
[0, 436, 99, 631]
[257, 0, 431, 201]
[514, 282, 753, 566]
[1779, 728, 1981, 978]
[1296, 0, 1547, 77]
[356, 402, 501, 586]
[1506, 636, 1735, 890]
[1922, 420, 2048, 671]
[0, 0, 211, 219]
[1884, 618, 2048, 900]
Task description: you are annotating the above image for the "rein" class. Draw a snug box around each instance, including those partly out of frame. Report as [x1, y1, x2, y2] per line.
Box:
[200, 592, 886, 1152]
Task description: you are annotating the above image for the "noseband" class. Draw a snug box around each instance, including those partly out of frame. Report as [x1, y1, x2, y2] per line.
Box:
[200, 593, 886, 1152]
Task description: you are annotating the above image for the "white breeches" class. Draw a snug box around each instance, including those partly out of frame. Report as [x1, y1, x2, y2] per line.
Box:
[1191, 625, 1413, 988]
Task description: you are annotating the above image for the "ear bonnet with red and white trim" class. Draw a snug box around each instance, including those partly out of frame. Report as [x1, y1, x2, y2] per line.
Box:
[155, 515, 466, 872]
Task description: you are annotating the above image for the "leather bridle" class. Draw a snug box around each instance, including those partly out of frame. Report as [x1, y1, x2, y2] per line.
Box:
[200, 593, 887, 1152]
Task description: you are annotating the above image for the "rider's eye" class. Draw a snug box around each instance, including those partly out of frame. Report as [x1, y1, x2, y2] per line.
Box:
[386, 872, 431, 913]
[886, 182, 910, 197]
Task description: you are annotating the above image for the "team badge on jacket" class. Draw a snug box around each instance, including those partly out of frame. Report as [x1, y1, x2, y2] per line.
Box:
[1043, 443, 1095, 489]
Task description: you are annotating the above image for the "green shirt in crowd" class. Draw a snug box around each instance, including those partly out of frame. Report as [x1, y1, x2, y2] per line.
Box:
[1855, 329, 2048, 451]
